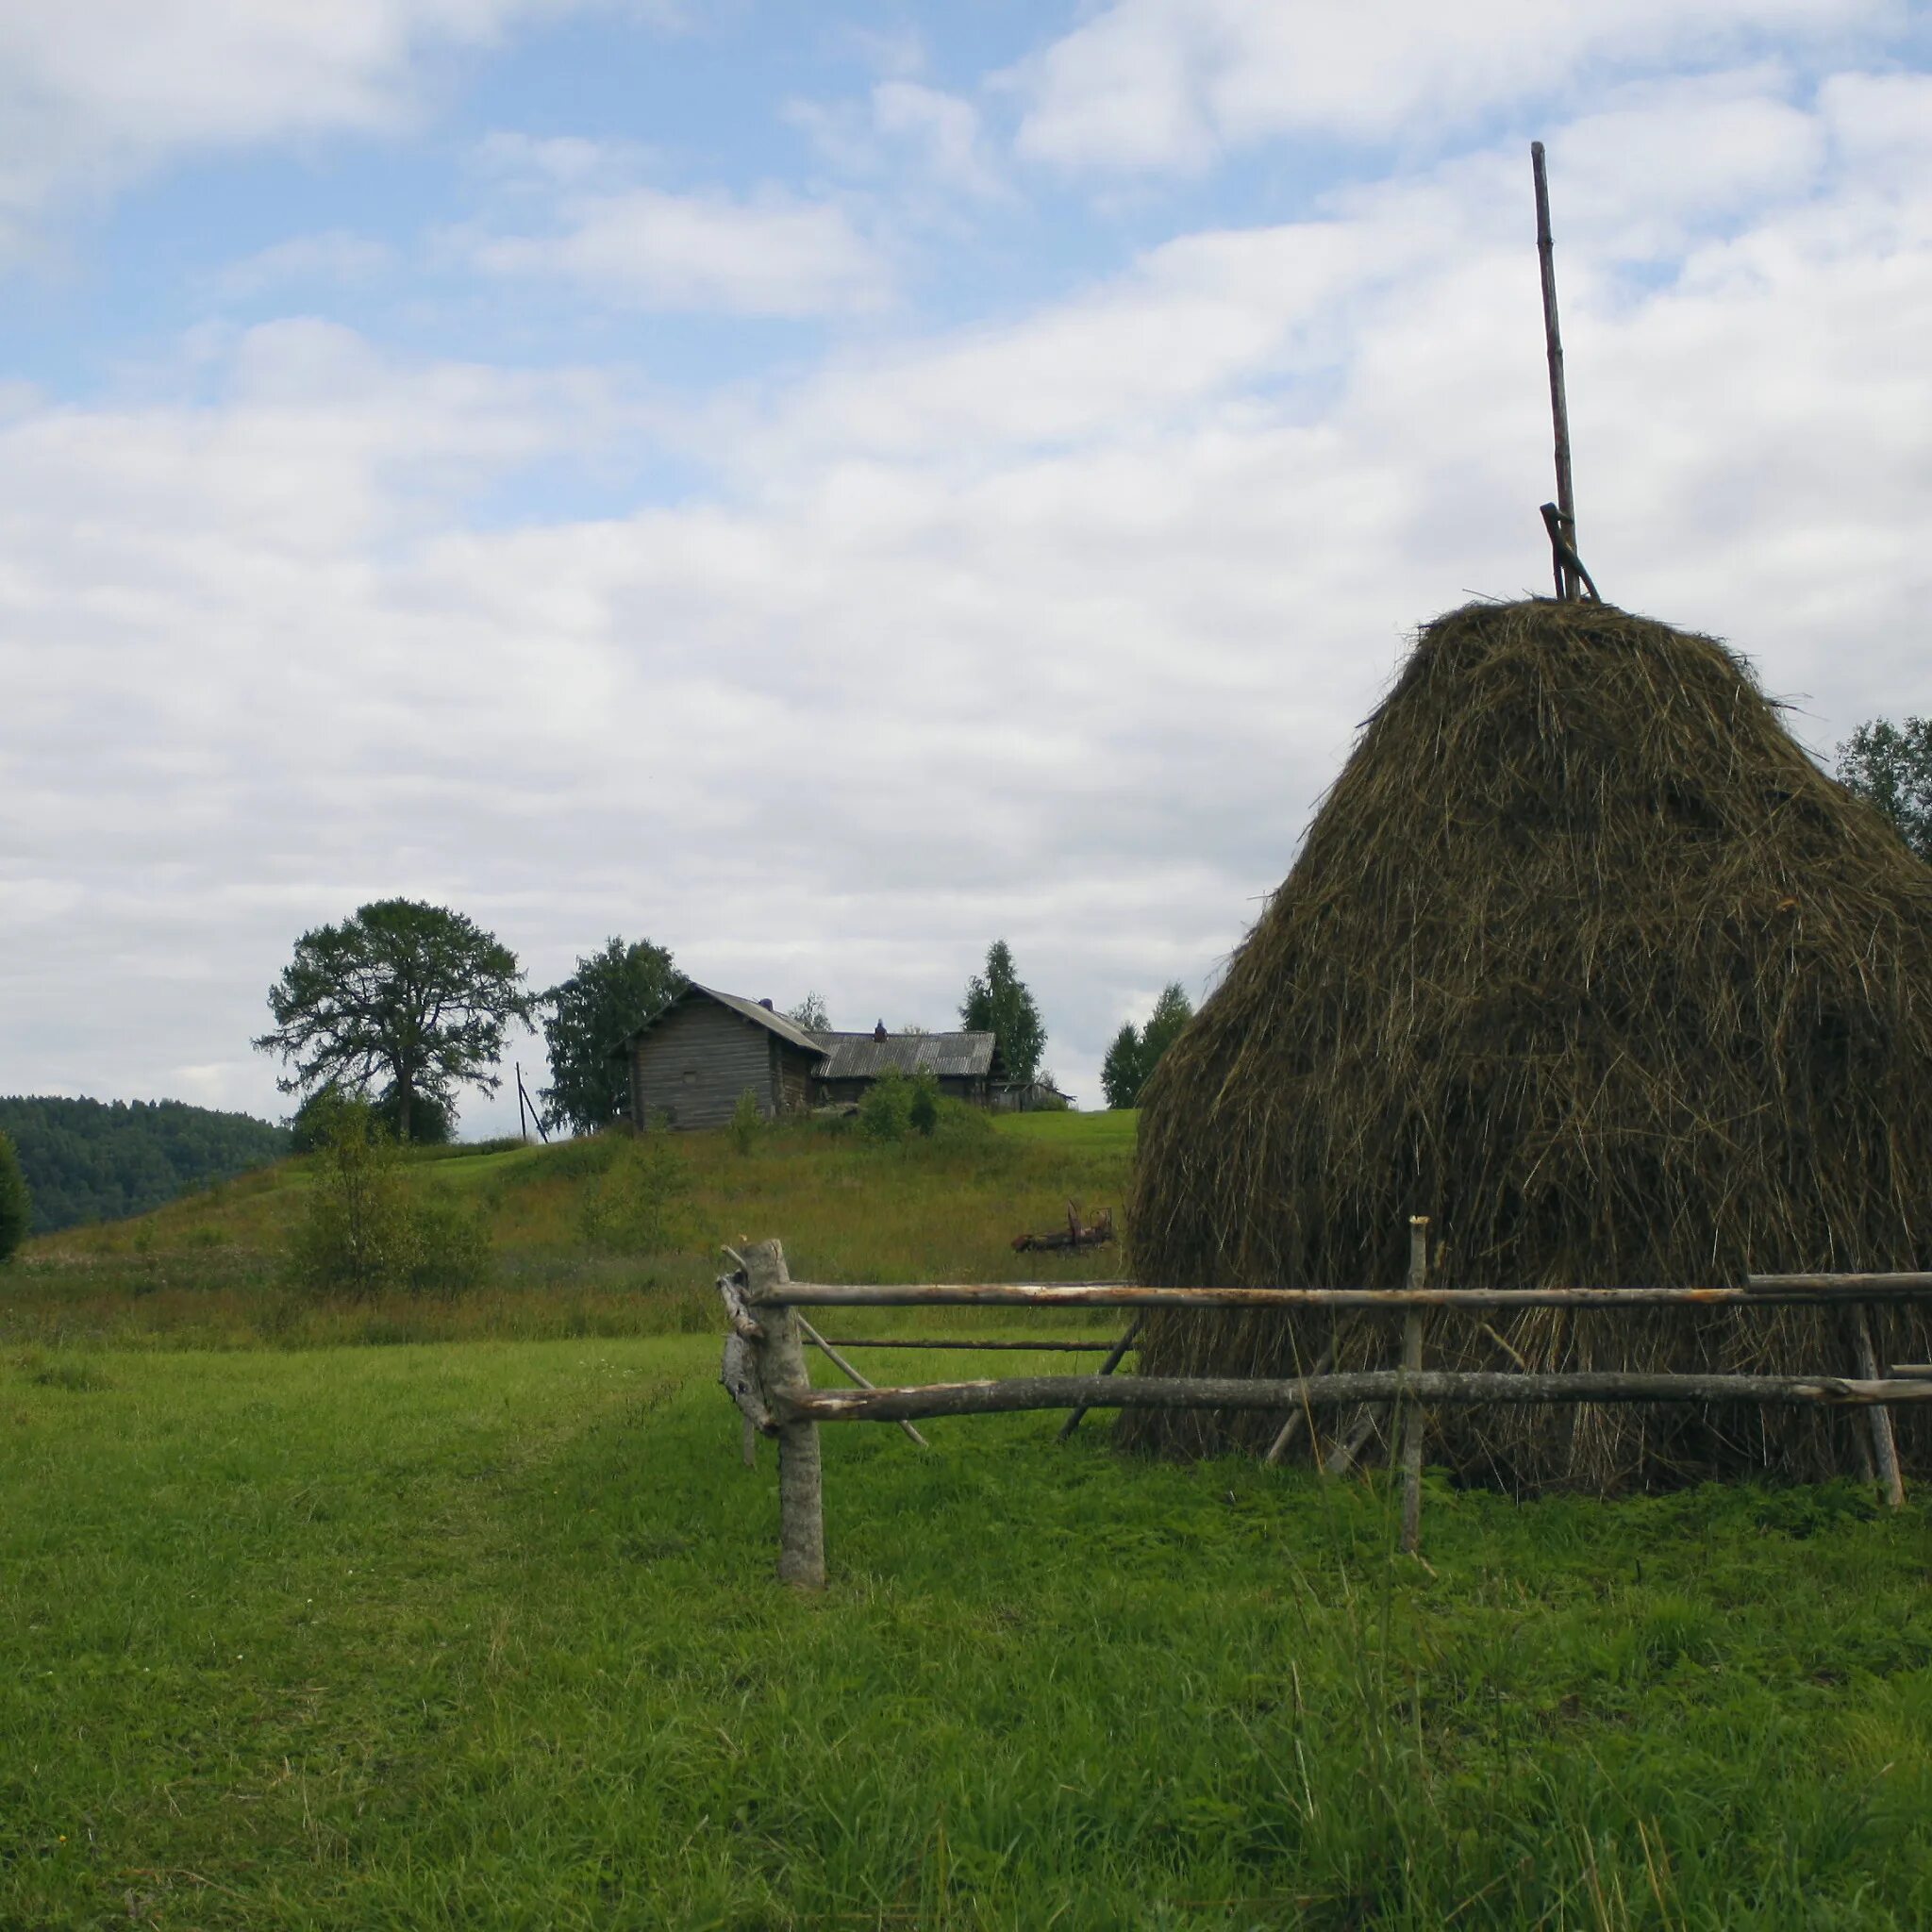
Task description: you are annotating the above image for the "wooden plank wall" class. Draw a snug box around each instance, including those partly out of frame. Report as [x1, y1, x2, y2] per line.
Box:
[632, 1003, 776, 1129]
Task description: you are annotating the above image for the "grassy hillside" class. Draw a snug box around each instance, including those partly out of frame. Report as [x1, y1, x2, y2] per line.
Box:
[7, 1334, 1932, 1928]
[4, 1111, 1138, 1349]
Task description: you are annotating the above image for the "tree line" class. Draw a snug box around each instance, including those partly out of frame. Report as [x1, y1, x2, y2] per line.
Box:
[0, 1095, 291, 1239]
[253, 900, 1081, 1143]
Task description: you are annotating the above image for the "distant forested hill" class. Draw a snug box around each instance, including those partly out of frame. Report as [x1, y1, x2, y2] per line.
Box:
[0, 1096, 291, 1234]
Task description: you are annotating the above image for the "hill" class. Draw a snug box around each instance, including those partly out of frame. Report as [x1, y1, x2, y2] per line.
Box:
[5, 1109, 1137, 1348]
[0, 1094, 291, 1234]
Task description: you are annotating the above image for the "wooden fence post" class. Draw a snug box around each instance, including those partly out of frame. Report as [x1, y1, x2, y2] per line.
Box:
[745, 1239, 825, 1588]
[1849, 1305, 1906, 1509]
[1398, 1216, 1429, 1555]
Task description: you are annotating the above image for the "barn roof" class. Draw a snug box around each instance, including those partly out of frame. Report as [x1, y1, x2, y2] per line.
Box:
[625, 983, 827, 1057]
[624, 984, 1001, 1080]
[813, 1030, 997, 1080]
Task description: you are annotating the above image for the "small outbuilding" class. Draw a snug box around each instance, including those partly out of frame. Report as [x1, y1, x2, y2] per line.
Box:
[811, 1026, 998, 1108]
[623, 984, 1003, 1129]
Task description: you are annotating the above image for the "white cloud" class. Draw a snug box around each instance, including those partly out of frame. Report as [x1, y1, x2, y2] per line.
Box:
[1008, 0, 1898, 171]
[791, 79, 1008, 204]
[875, 81, 1008, 199]
[457, 174, 891, 314]
[0, 0, 605, 259]
[213, 230, 397, 297]
[8, 64, 1932, 1122]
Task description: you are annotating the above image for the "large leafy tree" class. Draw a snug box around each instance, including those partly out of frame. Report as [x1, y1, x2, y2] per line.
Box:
[1099, 983, 1195, 1109]
[960, 940, 1046, 1085]
[541, 937, 684, 1136]
[1838, 718, 1932, 861]
[1140, 982, 1194, 1072]
[256, 899, 532, 1142]
[0, 1129, 30, 1262]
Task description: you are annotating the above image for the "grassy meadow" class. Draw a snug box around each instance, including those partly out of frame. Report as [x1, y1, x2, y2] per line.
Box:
[8, 1110, 1932, 1925]
[5, 1109, 1136, 1352]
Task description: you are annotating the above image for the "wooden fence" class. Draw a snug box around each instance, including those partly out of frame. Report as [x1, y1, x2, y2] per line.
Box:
[718, 1224, 1932, 1589]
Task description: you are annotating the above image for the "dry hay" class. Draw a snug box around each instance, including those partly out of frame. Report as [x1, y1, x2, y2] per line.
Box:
[1124, 598, 1932, 1491]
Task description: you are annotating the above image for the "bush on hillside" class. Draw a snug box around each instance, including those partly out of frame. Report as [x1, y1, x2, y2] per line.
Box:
[729, 1088, 763, 1156]
[580, 1131, 691, 1252]
[0, 1129, 30, 1262]
[287, 1097, 418, 1297]
[859, 1068, 913, 1141]
[908, 1069, 941, 1137]
[287, 1094, 490, 1297]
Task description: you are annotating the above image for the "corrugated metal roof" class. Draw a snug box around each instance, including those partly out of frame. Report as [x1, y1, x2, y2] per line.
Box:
[625, 984, 829, 1057]
[813, 1030, 996, 1080]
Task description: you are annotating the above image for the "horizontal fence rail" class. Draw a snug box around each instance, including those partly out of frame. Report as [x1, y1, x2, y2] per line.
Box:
[758, 1279, 1932, 1309]
[720, 1234, 1932, 1588]
[785, 1371, 1932, 1424]
[812, 1336, 1124, 1352]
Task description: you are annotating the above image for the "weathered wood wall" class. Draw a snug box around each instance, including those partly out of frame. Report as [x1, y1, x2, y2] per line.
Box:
[632, 1002, 778, 1130]
[774, 1046, 813, 1114]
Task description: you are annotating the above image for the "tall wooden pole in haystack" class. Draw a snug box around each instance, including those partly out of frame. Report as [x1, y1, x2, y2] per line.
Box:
[1531, 141, 1577, 600]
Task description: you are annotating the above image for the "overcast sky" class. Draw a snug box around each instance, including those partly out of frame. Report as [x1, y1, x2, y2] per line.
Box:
[4, 1, 1932, 1132]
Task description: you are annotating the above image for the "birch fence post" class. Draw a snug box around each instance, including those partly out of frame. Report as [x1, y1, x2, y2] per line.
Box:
[1398, 1215, 1429, 1556]
[745, 1238, 825, 1589]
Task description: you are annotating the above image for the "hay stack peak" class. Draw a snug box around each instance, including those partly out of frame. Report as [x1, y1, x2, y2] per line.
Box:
[1126, 597, 1932, 1489]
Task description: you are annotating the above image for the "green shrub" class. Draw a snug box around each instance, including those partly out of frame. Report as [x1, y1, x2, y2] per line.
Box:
[932, 1095, 995, 1143]
[579, 1131, 691, 1253]
[728, 1088, 763, 1156]
[289, 1098, 495, 1295]
[859, 1068, 912, 1141]
[287, 1098, 419, 1298]
[908, 1069, 941, 1138]
[0, 1129, 30, 1261]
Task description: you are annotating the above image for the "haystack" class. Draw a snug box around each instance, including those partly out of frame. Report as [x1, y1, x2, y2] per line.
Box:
[1124, 598, 1932, 1491]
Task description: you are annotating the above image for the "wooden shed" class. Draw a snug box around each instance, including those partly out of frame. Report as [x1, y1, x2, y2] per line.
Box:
[811, 1026, 999, 1108]
[625, 986, 824, 1131]
[623, 984, 1004, 1129]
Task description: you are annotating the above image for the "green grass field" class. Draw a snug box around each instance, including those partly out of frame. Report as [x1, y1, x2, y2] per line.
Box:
[8, 1110, 1932, 1926]
[8, 1337, 1932, 1927]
